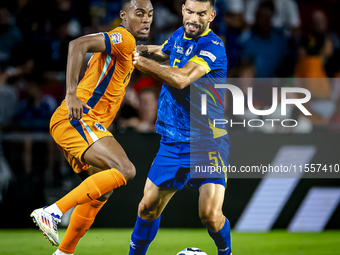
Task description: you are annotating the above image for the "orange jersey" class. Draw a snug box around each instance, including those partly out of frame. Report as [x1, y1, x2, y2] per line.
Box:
[295, 57, 330, 97]
[58, 25, 136, 128]
[50, 26, 136, 173]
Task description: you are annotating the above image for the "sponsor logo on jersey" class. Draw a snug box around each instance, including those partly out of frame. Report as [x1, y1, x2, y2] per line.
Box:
[200, 50, 216, 62]
[110, 32, 122, 44]
[94, 122, 107, 132]
[212, 40, 220, 45]
[186, 45, 194, 56]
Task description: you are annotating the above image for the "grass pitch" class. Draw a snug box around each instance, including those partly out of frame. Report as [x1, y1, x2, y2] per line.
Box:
[0, 229, 339, 255]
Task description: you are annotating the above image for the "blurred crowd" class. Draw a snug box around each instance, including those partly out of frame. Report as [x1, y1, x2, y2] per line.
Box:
[0, 0, 340, 136]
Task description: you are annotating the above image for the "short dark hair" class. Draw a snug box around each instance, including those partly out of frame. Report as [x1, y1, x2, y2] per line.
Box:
[187, 0, 216, 8]
[121, 0, 133, 11]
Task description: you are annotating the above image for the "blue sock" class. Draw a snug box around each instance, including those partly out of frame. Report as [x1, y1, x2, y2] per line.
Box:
[129, 215, 161, 255]
[208, 217, 232, 255]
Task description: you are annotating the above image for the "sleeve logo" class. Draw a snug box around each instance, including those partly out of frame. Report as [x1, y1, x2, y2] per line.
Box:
[109, 32, 123, 44]
[211, 40, 220, 45]
[200, 50, 216, 62]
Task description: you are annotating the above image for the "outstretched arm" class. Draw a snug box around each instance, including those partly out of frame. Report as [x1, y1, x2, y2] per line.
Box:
[133, 51, 206, 89]
[66, 33, 106, 121]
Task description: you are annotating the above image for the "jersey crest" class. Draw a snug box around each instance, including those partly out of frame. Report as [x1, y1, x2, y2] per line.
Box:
[185, 45, 194, 56]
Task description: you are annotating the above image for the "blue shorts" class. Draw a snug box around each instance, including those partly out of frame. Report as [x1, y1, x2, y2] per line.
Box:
[148, 136, 230, 190]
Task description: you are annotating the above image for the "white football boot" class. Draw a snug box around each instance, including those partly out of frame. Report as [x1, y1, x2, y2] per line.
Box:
[30, 207, 61, 246]
[52, 249, 73, 255]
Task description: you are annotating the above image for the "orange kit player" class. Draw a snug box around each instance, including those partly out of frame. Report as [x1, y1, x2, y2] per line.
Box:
[30, 0, 153, 254]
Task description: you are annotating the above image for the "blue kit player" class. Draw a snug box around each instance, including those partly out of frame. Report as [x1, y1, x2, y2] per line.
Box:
[130, 0, 232, 254]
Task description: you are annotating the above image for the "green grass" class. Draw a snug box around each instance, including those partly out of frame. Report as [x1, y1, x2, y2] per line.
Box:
[0, 229, 340, 255]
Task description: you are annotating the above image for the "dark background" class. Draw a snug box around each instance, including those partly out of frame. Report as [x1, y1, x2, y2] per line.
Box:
[1, 131, 339, 229]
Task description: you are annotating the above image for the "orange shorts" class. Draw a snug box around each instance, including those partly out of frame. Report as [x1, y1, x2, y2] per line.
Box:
[50, 108, 113, 173]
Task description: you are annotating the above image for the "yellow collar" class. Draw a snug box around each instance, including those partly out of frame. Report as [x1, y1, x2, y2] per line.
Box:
[183, 29, 211, 40]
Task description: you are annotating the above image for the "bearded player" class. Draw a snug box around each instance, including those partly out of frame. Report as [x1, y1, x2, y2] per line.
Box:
[129, 0, 232, 254]
[30, 0, 153, 254]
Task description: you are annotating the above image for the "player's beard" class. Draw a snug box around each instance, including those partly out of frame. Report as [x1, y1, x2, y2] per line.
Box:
[184, 22, 208, 39]
[136, 35, 149, 41]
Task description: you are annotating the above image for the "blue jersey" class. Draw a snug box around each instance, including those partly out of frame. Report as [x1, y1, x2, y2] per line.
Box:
[157, 26, 229, 143]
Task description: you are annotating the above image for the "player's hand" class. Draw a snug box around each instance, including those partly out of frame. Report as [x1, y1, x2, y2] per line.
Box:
[65, 94, 91, 121]
[132, 49, 140, 66]
[136, 44, 148, 56]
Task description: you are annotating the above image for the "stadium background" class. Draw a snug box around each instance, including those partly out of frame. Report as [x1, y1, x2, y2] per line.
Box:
[0, 0, 340, 239]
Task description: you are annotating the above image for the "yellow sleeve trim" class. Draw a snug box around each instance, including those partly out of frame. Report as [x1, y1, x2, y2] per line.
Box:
[189, 55, 211, 74]
[161, 39, 170, 55]
[161, 39, 168, 48]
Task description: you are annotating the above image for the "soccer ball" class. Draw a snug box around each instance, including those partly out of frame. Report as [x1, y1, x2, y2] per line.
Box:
[176, 247, 208, 255]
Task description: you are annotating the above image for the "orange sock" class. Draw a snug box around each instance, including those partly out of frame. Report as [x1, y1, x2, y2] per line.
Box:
[56, 168, 126, 213]
[58, 199, 106, 254]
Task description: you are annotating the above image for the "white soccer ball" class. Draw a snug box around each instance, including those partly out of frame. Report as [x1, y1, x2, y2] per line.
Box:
[176, 247, 208, 255]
